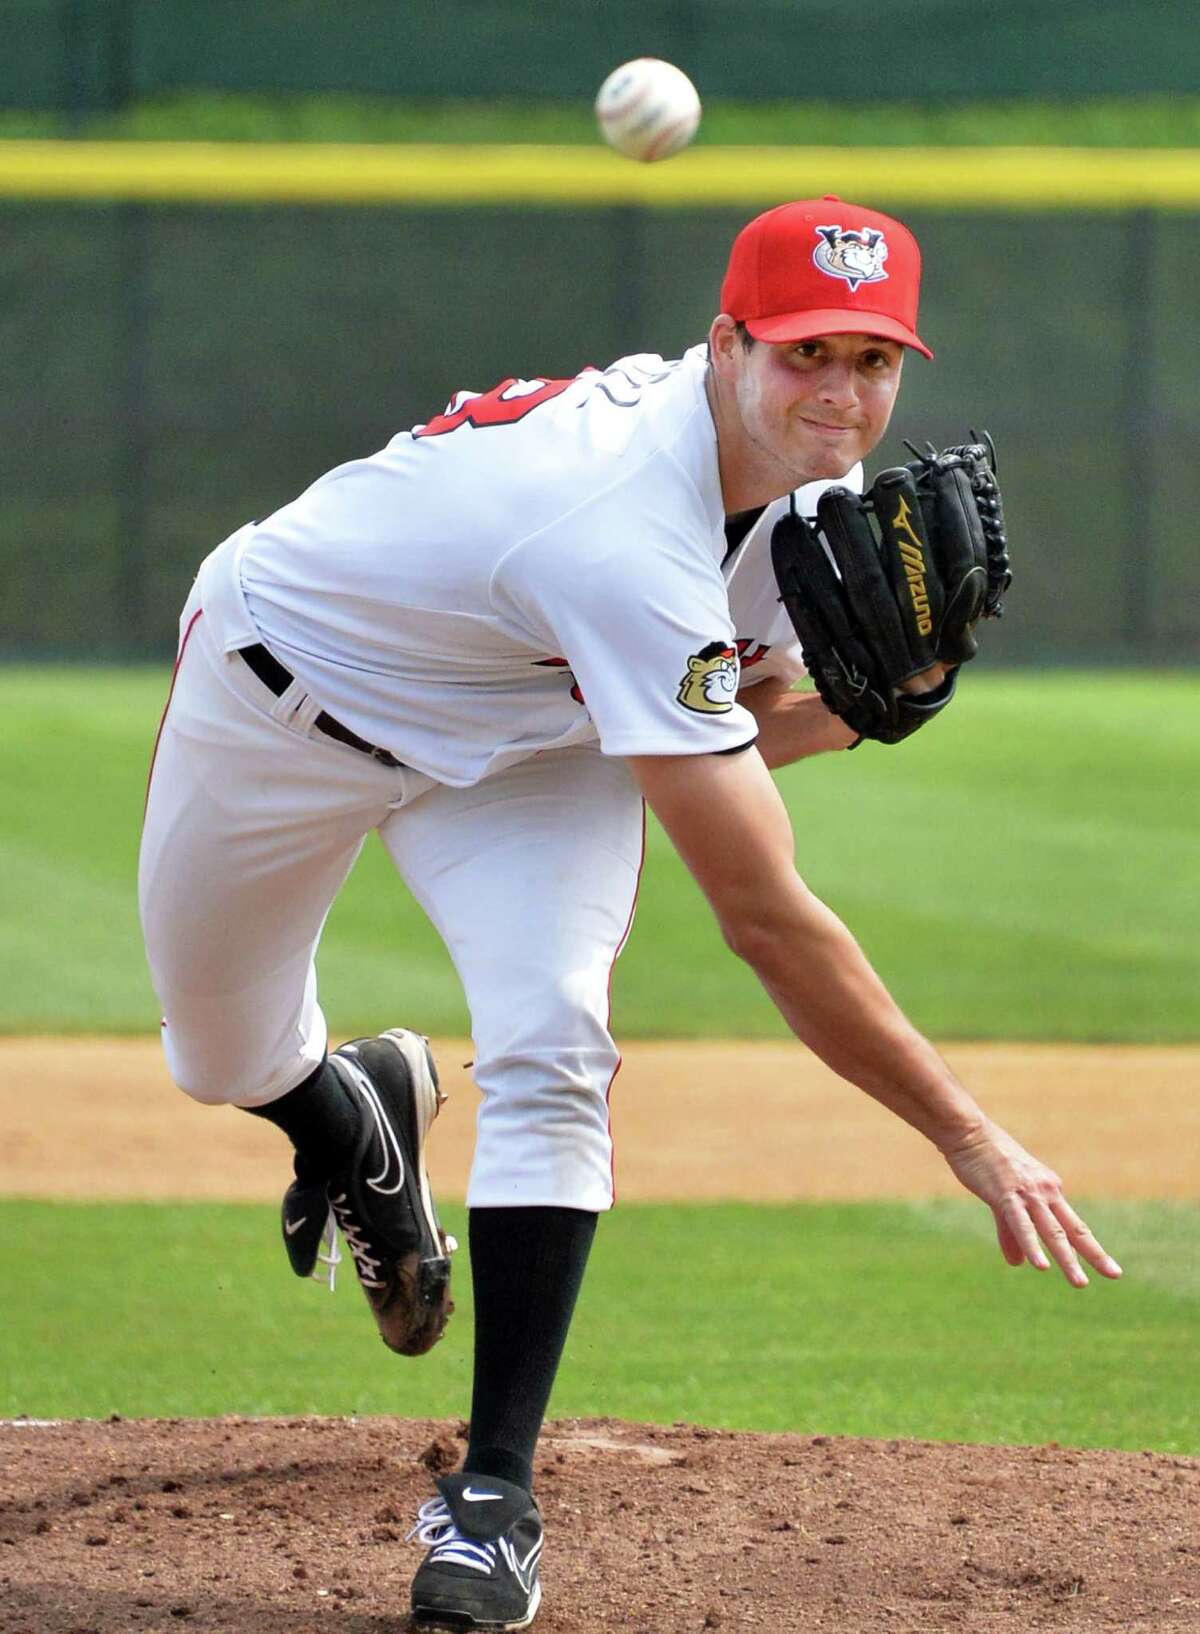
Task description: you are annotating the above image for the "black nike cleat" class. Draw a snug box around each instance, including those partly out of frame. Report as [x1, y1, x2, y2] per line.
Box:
[280, 1029, 455, 1355]
[410, 1473, 543, 1631]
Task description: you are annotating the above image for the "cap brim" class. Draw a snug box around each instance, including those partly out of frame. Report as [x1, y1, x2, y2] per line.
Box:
[744, 309, 933, 360]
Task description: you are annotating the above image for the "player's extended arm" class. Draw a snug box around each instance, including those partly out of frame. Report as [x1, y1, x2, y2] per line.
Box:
[737, 678, 856, 767]
[740, 666, 955, 770]
[627, 747, 1122, 1289]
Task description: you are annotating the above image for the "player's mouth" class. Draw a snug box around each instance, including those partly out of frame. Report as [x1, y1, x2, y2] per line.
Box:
[798, 416, 857, 437]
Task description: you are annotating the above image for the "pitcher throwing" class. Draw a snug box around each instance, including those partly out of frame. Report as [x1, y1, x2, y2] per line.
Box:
[139, 197, 1120, 1631]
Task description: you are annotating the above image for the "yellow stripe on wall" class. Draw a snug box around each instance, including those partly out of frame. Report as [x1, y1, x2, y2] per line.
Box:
[0, 141, 1197, 208]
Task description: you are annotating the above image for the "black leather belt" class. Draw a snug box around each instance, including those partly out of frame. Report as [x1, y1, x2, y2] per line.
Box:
[238, 644, 402, 768]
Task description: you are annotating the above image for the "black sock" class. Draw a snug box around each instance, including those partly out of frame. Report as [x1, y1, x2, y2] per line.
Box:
[465, 1206, 598, 1497]
[243, 1056, 360, 1182]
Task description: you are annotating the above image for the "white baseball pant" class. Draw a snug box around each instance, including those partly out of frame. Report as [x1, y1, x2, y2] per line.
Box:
[138, 588, 645, 1211]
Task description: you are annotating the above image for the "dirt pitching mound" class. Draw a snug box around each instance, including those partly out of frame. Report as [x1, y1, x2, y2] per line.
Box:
[2, 1416, 1197, 1634]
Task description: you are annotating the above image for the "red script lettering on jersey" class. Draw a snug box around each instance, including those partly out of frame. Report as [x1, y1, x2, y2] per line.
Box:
[414, 375, 587, 438]
[736, 639, 771, 669]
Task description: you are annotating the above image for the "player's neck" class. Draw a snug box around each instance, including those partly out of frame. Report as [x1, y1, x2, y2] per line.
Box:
[704, 367, 812, 514]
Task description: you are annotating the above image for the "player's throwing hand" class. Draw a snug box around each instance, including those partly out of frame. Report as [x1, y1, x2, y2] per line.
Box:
[939, 1119, 1123, 1288]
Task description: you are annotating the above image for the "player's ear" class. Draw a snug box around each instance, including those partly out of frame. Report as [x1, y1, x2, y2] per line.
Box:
[707, 314, 742, 378]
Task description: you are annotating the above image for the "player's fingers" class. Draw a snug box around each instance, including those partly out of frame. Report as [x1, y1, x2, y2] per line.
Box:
[1027, 1198, 1089, 1288]
[1050, 1198, 1123, 1280]
[993, 1211, 1025, 1267]
[998, 1196, 1052, 1274]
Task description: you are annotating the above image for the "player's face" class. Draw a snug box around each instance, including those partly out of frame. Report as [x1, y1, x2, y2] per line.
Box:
[722, 330, 904, 489]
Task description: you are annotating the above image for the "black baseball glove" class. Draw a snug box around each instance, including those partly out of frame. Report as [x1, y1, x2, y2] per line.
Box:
[770, 433, 1011, 746]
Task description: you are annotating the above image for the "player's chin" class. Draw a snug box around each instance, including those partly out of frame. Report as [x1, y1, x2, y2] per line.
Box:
[790, 441, 862, 484]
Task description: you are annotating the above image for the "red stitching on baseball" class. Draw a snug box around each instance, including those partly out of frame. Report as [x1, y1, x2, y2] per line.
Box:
[642, 113, 695, 162]
[597, 78, 652, 124]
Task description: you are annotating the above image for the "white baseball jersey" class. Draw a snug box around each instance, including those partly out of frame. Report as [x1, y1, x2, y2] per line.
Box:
[194, 345, 862, 787]
[143, 340, 866, 1211]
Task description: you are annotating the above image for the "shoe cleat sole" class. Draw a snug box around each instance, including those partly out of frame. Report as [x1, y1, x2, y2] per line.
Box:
[412, 1579, 542, 1630]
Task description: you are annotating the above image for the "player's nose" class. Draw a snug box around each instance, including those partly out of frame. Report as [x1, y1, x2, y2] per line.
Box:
[815, 362, 859, 410]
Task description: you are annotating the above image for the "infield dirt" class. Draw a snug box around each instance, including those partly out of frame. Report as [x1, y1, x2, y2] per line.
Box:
[3, 1037, 1196, 1201]
[4, 1038, 1196, 1632]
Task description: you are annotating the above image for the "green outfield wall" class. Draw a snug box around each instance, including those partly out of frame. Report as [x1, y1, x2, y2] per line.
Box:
[5, 0, 1196, 115]
[2, 143, 1197, 661]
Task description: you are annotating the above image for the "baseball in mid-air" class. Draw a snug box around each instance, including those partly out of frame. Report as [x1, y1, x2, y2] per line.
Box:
[594, 58, 702, 163]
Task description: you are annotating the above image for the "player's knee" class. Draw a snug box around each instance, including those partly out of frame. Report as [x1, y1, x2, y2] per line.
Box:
[477, 1046, 612, 1088]
[179, 1081, 237, 1107]
[473, 989, 618, 1094]
[489, 967, 614, 1047]
[162, 1034, 300, 1108]
[473, 1040, 618, 1109]
[164, 1055, 255, 1106]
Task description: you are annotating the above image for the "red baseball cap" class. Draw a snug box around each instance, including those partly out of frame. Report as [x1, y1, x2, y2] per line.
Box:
[720, 195, 932, 359]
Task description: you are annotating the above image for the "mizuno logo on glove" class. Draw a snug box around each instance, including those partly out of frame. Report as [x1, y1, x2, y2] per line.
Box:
[890, 494, 933, 635]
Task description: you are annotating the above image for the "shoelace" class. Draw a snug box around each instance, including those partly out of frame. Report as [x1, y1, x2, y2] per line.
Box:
[317, 1201, 458, 1297]
[328, 1193, 385, 1288]
[309, 1205, 343, 1293]
[407, 1497, 497, 1575]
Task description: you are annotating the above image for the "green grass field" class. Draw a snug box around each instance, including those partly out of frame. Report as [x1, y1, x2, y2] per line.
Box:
[4, 1199, 1195, 1453]
[1, 665, 1196, 1040]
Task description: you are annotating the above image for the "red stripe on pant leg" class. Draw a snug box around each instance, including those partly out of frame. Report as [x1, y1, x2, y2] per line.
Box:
[603, 797, 648, 1207]
[143, 608, 203, 816]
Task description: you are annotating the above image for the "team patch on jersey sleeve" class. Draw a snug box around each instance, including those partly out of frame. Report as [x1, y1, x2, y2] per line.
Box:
[677, 641, 740, 715]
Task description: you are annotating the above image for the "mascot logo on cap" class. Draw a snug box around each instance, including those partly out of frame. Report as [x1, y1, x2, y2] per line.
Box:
[813, 224, 889, 293]
[678, 641, 739, 715]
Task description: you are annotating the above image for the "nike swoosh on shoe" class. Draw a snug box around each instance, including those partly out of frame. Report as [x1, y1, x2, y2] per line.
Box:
[343, 1064, 407, 1197]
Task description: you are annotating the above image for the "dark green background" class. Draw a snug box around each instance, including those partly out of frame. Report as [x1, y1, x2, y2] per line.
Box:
[3, 200, 1195, 661]
[6, 0, 1198, 114]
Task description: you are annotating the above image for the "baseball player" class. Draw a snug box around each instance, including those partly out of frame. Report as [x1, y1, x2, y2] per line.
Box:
[138, 196, 1121, 1632]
